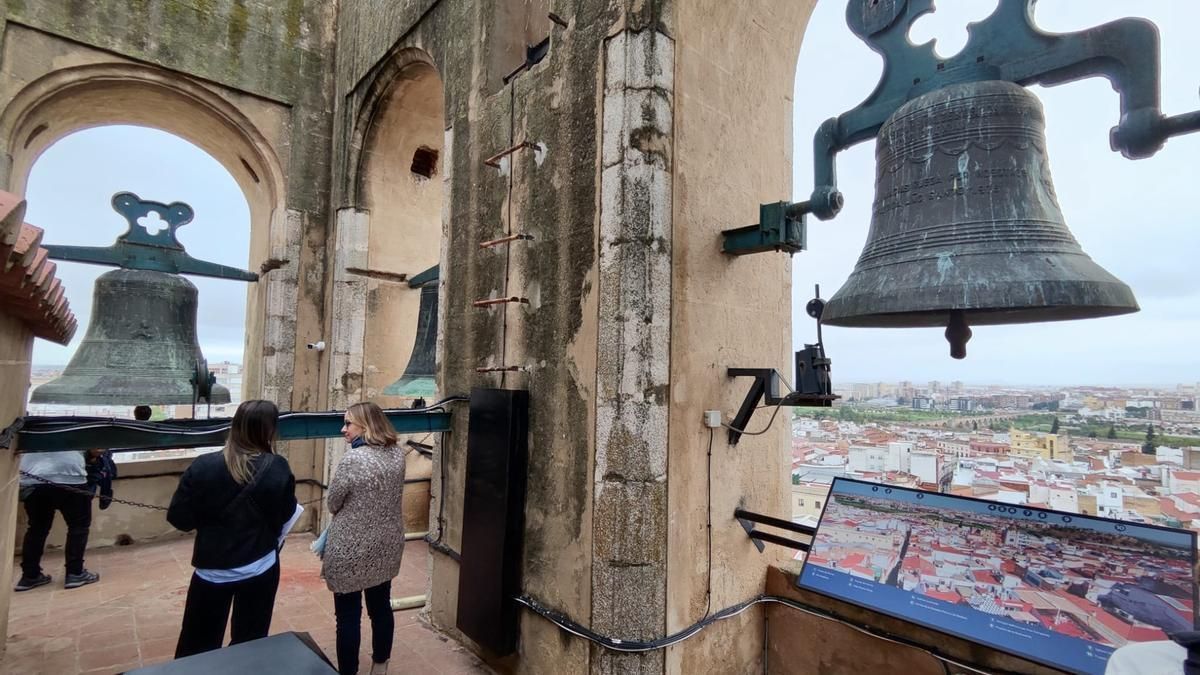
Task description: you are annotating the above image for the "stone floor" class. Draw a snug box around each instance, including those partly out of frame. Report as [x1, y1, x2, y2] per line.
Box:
[2, 535, 493, 675]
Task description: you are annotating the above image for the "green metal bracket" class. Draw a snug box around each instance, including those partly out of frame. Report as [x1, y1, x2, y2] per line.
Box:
[42, 192, 258, 282]
[720, 201, 807, 256]
[407, 264, 439, 288]
[9, 408, 452, 453]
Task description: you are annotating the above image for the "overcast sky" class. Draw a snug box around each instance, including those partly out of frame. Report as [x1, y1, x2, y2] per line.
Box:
[27, 1, 1200, 389]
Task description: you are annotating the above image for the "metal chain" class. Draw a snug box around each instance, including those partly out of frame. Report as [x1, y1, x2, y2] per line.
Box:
[18, 470, 325, 510]
[19, 470, 170, 511]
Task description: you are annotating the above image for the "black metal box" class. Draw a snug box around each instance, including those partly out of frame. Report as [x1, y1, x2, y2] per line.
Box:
[456, 388, 529, 655]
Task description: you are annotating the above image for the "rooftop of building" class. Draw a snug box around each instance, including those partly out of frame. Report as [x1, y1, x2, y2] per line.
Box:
[2, 536, 491, 675]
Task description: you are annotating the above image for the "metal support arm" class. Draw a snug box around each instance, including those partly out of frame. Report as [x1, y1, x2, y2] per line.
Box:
[735, 507, 816, 554]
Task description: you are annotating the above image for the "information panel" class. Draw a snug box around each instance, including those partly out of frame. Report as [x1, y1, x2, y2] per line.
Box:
[796, 478, 1197, 674]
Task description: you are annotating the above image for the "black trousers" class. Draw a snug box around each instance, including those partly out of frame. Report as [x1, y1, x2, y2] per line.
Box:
[21, 484, 92, 578]
[175, 561, 281, 659]
[333, 580, 393, 675]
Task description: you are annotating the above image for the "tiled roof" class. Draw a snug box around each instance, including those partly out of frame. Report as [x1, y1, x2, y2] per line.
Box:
[0, 191, 75, 344]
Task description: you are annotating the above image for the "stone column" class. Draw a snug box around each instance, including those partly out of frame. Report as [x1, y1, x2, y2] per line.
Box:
[0, 313, 33, 655]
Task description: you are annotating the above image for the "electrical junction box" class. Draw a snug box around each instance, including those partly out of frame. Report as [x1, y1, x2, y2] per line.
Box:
[703, 410, 722, 428]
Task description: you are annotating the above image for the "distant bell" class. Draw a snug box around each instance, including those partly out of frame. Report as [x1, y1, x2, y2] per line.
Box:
[821, 80, 1138, 358]
[383, 270, 438, 398]
[30, 269, 230, 405]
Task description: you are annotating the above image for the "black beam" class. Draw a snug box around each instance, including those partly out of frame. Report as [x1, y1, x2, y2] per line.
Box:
[734, 508, 817, 537]
[748, 530, 811, 552]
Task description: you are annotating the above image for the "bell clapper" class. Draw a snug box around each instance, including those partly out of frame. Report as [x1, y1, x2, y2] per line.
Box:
[945, 311, 972, 360]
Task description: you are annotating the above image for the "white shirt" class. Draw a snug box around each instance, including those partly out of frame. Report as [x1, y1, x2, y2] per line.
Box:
[194, 504, 304, 584]
[1105, 641, 1185, 675]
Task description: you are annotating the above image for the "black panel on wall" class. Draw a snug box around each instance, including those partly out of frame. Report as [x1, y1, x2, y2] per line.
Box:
[456, 388, 530, 655]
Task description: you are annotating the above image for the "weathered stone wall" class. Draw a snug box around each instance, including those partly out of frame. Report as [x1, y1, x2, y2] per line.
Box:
[665, 2, 814, 672]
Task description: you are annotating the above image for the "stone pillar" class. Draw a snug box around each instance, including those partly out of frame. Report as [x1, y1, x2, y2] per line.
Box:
[591, 25, 674, 674]
[0, 313, 33, 655]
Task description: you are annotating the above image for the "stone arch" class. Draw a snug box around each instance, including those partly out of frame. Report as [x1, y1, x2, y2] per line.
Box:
[329, 49, 447, 409]
[0, 62, 293, 403]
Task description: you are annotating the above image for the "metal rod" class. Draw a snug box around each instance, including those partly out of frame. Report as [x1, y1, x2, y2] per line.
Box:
[390, 595, 427, 611]
[734, 508, 816, 536]
[404, 531, 429, 541]
[748, 530, 810, 552]
[1162, 110, 1200, 138]
[479, 233, 534, 249]
[484, 141, 537, 168]
[475, 365, 525, 374]
[472, 296, 529, 307]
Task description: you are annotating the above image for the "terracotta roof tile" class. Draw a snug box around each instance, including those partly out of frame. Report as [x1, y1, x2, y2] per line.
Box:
[0, 192, 76, 344]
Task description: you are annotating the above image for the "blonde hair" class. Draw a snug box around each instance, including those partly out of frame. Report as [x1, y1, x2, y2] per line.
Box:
[346, 401, 399, 448]
[223, 400, 279, 484]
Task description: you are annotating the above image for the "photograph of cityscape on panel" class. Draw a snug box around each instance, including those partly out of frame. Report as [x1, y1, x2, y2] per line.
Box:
[798, 478, 1198, 674]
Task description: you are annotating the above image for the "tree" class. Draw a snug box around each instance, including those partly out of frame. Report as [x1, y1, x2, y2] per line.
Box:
[1143, 424, 1157, 454]
[1106, 425, 1117, 440]
[1050, 417, 1060, 434]
[1088, 430, 1098, 439]
[972, 421, 979, 431]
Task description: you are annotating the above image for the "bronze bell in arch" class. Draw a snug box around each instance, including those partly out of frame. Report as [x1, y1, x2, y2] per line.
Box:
[820, 80, 1139, 358]
[29, 191, 257, 406]
[384, 265, 439, 399]
[30, 268, 231, 405]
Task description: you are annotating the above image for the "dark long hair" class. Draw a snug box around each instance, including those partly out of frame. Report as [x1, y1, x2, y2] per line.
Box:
[223, 399, 279, 484]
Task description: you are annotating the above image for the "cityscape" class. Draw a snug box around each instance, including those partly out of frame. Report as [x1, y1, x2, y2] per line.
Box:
[792, 379, 1200, 534]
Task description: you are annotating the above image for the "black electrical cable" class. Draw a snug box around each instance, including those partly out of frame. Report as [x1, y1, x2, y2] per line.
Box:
[703, 427, 714, 620]
[514, 593, 1027, 674]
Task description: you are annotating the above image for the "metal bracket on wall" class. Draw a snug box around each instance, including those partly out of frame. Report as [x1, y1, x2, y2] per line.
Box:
[720, 201, 808, 256]
[0, 417, 24, 450]
[726, 367, 837, 446]
[735, 508, 815, 554]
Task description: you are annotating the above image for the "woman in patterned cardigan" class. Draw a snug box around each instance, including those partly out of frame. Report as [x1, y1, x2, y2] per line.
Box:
[324, 401, 406, 675]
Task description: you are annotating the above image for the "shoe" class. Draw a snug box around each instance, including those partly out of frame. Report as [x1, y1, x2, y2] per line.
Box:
[369, 661, 388, 675]
[64, 570, 99, 589]
[13, 573, 51, 592]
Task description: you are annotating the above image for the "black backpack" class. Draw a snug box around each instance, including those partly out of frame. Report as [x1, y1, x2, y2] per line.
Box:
[1172, 632, 1200, 675]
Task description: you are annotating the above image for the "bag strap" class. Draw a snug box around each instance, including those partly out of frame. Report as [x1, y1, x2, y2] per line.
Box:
[220, 453, 277, 519]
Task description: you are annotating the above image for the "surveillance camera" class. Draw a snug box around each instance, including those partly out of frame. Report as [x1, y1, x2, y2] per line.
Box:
[307, 341, 326, 352]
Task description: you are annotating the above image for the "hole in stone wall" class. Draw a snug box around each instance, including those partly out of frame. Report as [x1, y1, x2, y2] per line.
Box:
[24, 123, 49, 149]
[411, 146, 438, 178]
[239, 156, 261, 184]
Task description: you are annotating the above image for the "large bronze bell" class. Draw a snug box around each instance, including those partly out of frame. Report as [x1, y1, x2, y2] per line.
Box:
[383, 265, 438, 398]
[30, 268, 230, 405]
[821, 80, 1138, 358]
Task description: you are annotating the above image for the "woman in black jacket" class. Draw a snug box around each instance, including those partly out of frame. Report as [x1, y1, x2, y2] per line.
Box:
[167, 399, 298, 658]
